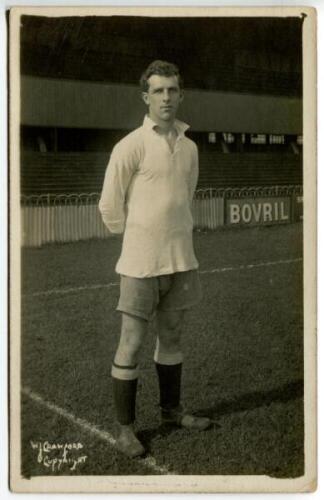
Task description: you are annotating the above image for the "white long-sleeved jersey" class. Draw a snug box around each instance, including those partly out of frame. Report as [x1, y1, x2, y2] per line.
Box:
[99, 115, 199, 278]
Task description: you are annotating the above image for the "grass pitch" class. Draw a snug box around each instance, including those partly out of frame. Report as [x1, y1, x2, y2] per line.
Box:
[21, 223, 304, 478]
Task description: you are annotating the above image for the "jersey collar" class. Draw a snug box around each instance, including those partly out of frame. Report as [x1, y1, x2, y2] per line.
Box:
[143, 114, 190, 137]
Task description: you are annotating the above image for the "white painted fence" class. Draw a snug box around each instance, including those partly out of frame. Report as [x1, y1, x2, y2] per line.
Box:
[20, 186, 301, 247]
[21, 190, 225, 247]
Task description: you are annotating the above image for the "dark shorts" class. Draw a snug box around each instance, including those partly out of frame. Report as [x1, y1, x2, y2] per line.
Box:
[117, 270, 202, 321]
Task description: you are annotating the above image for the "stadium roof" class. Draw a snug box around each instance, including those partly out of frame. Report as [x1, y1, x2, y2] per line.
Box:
[20, 15, 303, 97]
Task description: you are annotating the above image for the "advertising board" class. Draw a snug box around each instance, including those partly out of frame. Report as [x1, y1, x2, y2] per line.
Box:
[226, 197, 291, 226]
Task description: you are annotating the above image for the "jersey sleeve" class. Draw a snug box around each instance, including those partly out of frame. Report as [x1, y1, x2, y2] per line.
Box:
[189, 143, 199, 202]
[98, 142, 138, 234]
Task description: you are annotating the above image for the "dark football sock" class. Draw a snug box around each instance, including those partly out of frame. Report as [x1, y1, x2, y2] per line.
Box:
[155, 362, 182, 410]
[111, 362, 138, 425]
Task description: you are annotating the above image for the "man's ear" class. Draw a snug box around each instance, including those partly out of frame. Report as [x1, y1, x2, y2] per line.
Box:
[179, 90, 184, 103]
[142, 92, 149, 106]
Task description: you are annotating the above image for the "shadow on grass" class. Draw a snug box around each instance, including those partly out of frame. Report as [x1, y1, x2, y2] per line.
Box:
[197, 379, 304, 419]
[137, 419, 221, 451]
[138, 379, 303, 449]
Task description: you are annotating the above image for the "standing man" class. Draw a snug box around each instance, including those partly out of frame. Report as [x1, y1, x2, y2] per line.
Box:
[99, 60, 211, 458]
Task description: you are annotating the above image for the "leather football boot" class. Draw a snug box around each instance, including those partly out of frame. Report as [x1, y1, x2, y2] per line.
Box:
[161, 405, 211, 431]
[115, 424, 145, 458]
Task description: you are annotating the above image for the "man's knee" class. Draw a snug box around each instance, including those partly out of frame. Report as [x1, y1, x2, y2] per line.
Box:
[115, 313, 148, 363]
[157, 310, 184, 349]
[158, 310, 184, 331]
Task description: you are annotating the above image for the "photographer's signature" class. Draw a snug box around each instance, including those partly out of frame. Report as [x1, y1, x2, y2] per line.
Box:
[30, 440, 88, 472]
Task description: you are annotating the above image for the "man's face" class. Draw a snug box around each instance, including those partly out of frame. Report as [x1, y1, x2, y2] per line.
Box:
[142, 74, 183, 124]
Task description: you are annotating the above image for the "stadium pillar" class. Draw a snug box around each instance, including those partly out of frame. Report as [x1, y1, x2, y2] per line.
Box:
[53, 127, 58, 152]
[235, 133, 244, 152]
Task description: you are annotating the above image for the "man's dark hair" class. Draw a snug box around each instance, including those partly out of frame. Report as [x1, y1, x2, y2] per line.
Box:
[140, 60, 183, 92]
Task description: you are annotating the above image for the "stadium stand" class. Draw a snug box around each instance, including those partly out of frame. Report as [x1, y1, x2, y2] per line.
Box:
[21, 151, 302, 195]
[19, 16, 303, 198]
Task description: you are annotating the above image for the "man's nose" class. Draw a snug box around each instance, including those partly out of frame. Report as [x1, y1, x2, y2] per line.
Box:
[162, 90, 171, 101]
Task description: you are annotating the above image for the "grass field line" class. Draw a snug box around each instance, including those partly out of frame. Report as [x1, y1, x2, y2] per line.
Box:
[22, 386, 176, 476]
[199, 257, 302, 274]
[25, 282, 119, 297]
[24, 257, 302, 298]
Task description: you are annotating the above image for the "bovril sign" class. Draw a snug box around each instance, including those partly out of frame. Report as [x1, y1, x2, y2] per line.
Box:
[226, 197, 291, 226]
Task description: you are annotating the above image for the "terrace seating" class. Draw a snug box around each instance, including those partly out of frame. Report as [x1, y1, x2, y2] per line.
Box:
[21, 152, 109, 195]
[21, 151, 303, 195]
[198, 152, 302, 188]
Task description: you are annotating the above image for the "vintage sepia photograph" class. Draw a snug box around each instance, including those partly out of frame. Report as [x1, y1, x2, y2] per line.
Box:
[9, 6, 316, 493]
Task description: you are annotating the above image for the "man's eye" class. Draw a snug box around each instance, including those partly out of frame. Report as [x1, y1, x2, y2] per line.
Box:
[152, 88, 178, 95]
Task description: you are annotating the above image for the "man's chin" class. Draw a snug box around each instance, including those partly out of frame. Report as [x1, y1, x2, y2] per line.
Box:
[160, 112, 175, 121]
